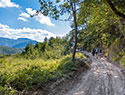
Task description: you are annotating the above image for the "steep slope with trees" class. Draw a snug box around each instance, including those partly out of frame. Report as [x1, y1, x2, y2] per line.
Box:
[75, 0, 125, 66]
[37, 0, 124, 65]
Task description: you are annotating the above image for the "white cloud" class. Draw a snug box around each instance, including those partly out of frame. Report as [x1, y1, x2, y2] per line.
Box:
[0, 0, 19, 8]
[0, 24, 59, 42]
[18, 8, 55, 26]
[26, 8, 36, 15]
[0, 23, 9, 29]
[34, 14, 55, 26]
[56, 34, 66, 38]
[19, 12, 30, 18]
[18, 17, 28, 22]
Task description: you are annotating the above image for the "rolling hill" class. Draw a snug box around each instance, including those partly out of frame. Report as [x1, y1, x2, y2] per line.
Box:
[0, 46, 23, 55]
[0, 37, 37, 48]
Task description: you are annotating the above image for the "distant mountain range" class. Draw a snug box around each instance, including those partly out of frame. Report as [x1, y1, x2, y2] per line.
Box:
[0, 46, 23, 55]
[0, 37, 37, 48]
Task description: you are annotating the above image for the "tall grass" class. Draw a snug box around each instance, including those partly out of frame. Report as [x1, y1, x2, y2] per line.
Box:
[0, 53, 86, 95]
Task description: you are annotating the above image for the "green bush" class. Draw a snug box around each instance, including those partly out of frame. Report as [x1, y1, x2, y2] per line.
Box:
[0, 53, 86, 94]
[120, 55, 125, 66]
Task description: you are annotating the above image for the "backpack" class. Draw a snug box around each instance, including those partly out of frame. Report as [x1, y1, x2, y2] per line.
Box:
[95, 48, 98, 52]
[100, 49, 102, 53]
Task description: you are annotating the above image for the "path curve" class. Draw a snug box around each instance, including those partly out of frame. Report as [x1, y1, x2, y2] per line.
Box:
[64, 52, 125, 95]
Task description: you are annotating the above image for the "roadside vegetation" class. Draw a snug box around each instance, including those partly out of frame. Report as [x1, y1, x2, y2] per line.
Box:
[0, 37, 87, 95]
[0, 0, 125, 94]
[0, 53, 86, 95]
[37, 0, 125, 66]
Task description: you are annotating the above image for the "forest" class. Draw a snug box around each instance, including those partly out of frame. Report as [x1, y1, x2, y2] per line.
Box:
[0, 0, 125, 94]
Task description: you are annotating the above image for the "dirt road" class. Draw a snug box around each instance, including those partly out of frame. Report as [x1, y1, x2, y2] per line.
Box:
[64, 52, 125, 95]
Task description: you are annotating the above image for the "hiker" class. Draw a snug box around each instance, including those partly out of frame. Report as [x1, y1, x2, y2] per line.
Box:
[95, 48, 98, 58]
[92, 48, 95, 56]
[99, 49, 103, 58]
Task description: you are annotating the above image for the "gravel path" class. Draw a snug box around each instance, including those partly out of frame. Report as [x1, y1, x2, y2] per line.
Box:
[64, 53, 125, 95]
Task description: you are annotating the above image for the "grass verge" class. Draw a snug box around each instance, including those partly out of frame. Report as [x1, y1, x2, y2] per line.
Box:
[0, 53, 86, 95]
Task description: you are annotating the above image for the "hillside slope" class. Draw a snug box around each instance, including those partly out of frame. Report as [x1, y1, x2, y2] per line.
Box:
[0, 46, 23, 55]
[0, 37, 37, 48]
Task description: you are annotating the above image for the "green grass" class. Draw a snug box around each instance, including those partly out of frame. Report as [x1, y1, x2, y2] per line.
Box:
[109, 38, 125, 66]
[120, 55, 125, 66]
[0, 53, 86, 95]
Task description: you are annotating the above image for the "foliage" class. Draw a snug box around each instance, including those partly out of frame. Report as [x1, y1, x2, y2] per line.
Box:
[120, 55, 125, 66]
[0, 53, 86, 94]
[0, 0, 125, 94]
[67, 0, 125, 65]
[37, 0, 86, 60]
[109, 38, 125, 65]
[22, 37, 67, 59]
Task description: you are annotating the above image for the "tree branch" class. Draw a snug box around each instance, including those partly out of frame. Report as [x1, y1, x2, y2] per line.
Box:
[106, 0, 125, 19]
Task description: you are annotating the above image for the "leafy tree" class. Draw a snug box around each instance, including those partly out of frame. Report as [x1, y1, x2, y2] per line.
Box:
[44, 37, 48, 42]
[48, 37, 56, 47]
[105, 0, 125, 19]
[37, 0, 84, 61]
[22, 37, 67, 59]
[76, 0, 124, 49]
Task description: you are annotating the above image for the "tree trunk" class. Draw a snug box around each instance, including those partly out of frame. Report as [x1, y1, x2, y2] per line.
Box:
[106, 0, 125, 19]
[72, 10, 78, 61]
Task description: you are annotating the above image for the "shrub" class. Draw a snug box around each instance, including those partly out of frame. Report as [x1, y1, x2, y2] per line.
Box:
[0, 53, 86, 94]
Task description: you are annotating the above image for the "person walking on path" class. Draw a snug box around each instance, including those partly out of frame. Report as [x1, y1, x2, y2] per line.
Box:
[92, 48, 96, 56]
[95, 48, 98, 58]
[99, 49, 103, 58]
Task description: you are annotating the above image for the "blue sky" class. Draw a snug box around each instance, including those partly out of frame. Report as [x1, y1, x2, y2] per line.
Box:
[0, 0, 71, 42]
